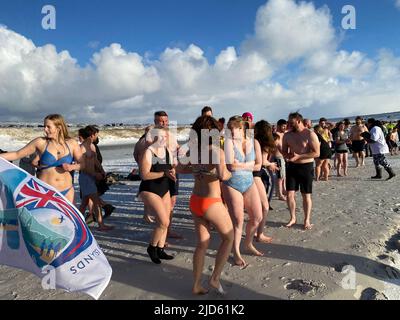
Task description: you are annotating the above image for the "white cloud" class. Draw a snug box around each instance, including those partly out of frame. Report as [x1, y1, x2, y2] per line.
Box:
[0, 0, 399, 124]
[242, 0, 336, 64]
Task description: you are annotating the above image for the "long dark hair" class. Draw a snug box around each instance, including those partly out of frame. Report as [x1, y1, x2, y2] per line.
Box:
[191, 115, 221, 155]
[254, 120, 276, 153]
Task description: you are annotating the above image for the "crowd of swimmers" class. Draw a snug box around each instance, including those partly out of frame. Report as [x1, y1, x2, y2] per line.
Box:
[0, 110, 398, 296]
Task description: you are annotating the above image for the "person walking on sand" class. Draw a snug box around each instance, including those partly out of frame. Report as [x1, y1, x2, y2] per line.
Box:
[282, 112, 320, 230]
[0, 114, 82, 203]
[139, 126, 176, 264]
[222, 116, 263, 268]
[177, 115, 233, 295]
[364, 119, 396, 180]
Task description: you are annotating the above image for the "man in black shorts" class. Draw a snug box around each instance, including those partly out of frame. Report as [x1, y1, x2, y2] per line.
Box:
[349, 116, 368, 167]
[282, 112, 320, 230]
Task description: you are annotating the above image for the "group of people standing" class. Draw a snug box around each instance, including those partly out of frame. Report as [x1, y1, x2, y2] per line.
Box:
[0, 110, 397, 296]
[312, 116, 396, 181]
[132, 108, 323, 295]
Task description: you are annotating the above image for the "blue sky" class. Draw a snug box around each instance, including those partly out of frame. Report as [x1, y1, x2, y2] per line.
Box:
[1, 0, 399, 65]
[0, 0, 400, 123]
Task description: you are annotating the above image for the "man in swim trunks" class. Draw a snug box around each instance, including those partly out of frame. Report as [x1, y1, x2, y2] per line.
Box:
[349, 116, 368, 167]
[282, 112, 320, 230]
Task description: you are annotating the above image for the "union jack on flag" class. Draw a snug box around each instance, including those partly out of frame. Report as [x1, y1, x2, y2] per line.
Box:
[15, 178, 93, 266]
[0, 158, 112, 299]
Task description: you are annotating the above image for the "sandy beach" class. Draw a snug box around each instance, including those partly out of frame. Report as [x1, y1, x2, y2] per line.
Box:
[0, 155, 399, 301]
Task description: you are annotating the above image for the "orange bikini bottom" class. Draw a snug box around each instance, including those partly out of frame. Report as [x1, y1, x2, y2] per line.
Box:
[189, 194, 223, 217]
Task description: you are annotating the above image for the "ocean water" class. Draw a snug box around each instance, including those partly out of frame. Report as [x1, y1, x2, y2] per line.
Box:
[101, 144, 136, 174]
[318, 111, 400, 123]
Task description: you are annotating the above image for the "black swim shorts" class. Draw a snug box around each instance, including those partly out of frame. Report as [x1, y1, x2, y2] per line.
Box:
[351, 140, 365, 153]
[286, 162, 314, 194]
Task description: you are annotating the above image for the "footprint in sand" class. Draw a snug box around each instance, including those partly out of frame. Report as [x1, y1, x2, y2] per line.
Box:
[284, 279, 326, 296]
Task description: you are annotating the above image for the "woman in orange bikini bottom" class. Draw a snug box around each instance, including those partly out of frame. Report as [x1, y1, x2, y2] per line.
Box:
[189, 194, 223, 217]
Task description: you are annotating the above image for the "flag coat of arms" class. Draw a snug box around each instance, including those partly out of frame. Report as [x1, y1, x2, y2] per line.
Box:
[0, 157, 112, 299]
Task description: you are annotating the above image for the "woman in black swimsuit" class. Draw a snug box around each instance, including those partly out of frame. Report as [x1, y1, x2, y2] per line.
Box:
[314, 125, 332, 181]
[139, 126, 176, 264]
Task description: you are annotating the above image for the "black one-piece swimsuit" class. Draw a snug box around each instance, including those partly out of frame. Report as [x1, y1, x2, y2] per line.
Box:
[139, 148, 172, 198]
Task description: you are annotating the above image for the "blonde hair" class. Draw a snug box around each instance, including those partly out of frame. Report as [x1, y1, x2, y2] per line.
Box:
[227, 115, 244, 130]
[44, 114, 71, 142]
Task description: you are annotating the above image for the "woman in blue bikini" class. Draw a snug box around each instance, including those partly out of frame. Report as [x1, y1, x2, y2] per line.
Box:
[0, 114, 82, 203]
[222, 116, 263, 267]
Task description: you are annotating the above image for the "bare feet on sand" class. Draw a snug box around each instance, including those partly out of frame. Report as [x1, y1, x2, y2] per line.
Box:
[192, 285, 209, 295]
[303, 222, 314, 230]
[233, 256, 249, 269]
[209, 279, 227, 295]
[244, 244, 264, 257]
[256, 234, 273, 243]
[285, 220, 296, 228]
[278, 196, 287, 201]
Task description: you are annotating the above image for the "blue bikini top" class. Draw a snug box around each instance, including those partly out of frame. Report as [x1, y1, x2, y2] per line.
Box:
[233, 142, 255, 163]
[39, 140, 73, 170]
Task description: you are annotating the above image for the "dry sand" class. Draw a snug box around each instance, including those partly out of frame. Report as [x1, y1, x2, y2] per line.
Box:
[1, 156, 400, 300]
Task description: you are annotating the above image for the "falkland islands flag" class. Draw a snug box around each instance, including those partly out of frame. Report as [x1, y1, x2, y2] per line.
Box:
[0, 157, 112, 299]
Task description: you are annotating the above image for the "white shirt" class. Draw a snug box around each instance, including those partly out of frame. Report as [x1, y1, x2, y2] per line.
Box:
[369, 126, 389, 155]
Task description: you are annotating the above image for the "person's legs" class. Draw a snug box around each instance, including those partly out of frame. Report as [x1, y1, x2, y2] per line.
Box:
[143, 203, 155, 223]
[360, 150, 365, 166]
[377, 154, 396, 180]
[89, 193, 113, 231]
[254, 177, 272, 243]
[372, 154, 383, 179]
[301, 193, 313, 230]
[353, 152, 360, 167]
[191, 216, 211, 295]
[277, 177, 286, 200]
[343, 153, 348, 176]
[321, 159, 330, 181]
[285, 164, 298, 227]
[243, 184, 264, 256]
[286, 191, 297, 227]
[141, 192, 171, 263]
[203, 202, 234, 292]
[167, 195, 183, 239]
[336, 153, 343, 176]
[315, 159, 322, 181]
[221, 184, 246, 267]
